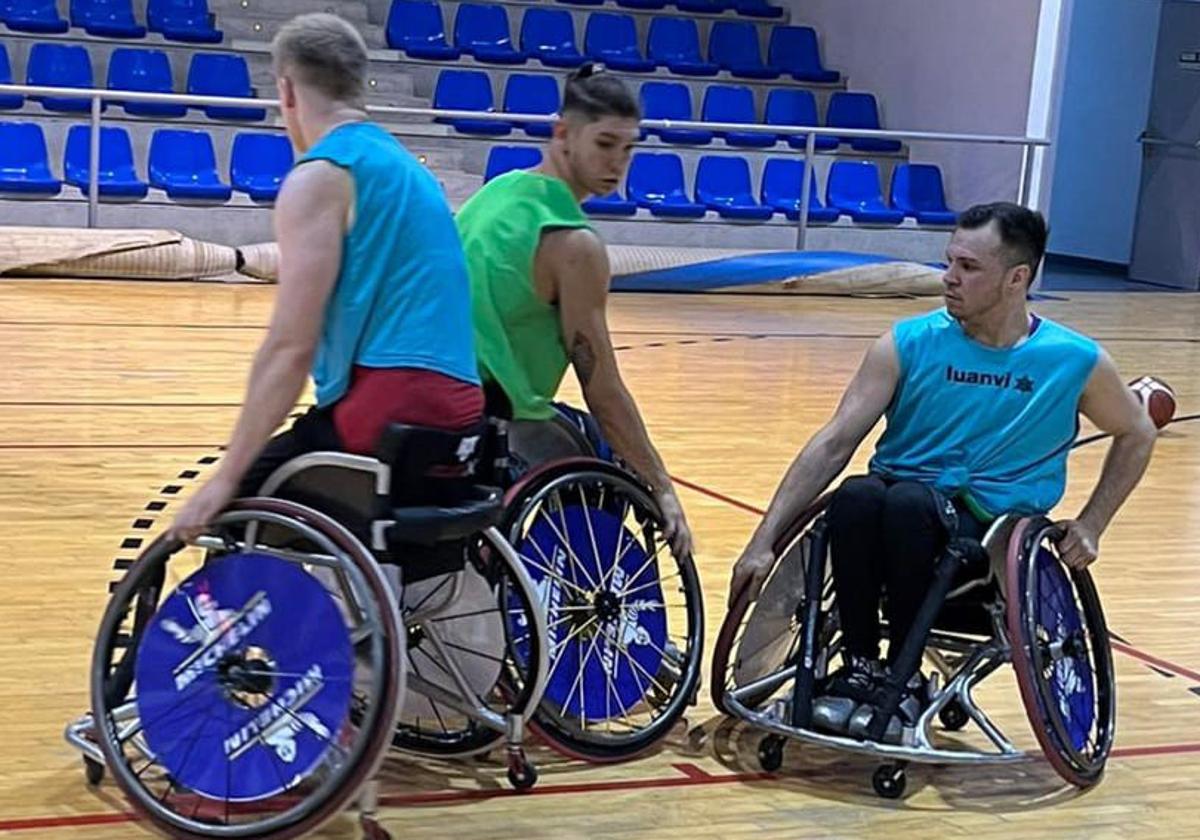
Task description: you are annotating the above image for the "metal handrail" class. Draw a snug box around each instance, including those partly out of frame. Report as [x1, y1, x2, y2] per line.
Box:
[0, 82, 1051, 247]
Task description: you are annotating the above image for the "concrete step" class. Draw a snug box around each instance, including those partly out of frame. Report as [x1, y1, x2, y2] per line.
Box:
[219, 16, 386, 46]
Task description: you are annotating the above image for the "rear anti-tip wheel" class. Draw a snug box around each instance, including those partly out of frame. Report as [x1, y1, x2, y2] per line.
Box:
[938, 699, 969, 732]
[506, 759, 538, 791]
[872, 763, 907, 799]
[83, 756, 105, 786]
[757, 735, 785, 772]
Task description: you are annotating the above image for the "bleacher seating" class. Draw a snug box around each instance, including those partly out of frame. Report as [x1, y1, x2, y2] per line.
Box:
[627, 152, 706, 218]
[826, 91, 902, 153]
[26, 43, 98, 113]
[386, 0, 461, 60]
[584, 13, 655, 72]
[70, 0, 146, 39]
[433, 69, 512, 135]
[826, 160, 903, 224]
[695, 155, 772, 220]
[615, 0, 666, 10]
[701, 85, 774, 148]
[520, 8, 585, 68]
[764, 89, 837, 150]
[640, 81, 712, 145]
[727, 0, 783, 19]
[147, 0, 222, 43]
[107, 48, 186, 118]
[890, 163, 956, 225]
[582, 189, 637, 215]
[760, 158, 838, 222]
[708, 21, 779, 80]
[230, 132, 292, 202]
[453, 3, 527, 64]
[767, 26, 839, 83]
[502, 73, 559, 137]
[63, 124, 148, 198]
[0, 121, 62, 194]
[0, 45, 24, 110]
[674, 0, 723, 14]
[3, 0, 69, 33]
[647, 18, 718, 76]
[147, 128, 231, 200]
[186, 54, 264, 121]
[484, 144, 542, 181]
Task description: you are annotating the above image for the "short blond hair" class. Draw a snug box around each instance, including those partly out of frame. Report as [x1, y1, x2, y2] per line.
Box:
[272, 13, 368, 104]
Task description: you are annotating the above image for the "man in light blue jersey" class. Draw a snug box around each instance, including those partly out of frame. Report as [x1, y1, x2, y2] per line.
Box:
[729, 203, 1157, 735]
[170, 13, 483, 539]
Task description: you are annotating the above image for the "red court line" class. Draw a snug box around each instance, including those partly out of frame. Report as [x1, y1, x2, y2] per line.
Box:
[671, 475, 766, 517]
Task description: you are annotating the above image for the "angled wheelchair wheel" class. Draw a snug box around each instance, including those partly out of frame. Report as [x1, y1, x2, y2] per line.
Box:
[391, 527, 548, 758]
[1007, 517, 1116, 788]
[503, 459, 705, 762]
[711, 495, 835, 717]
[90, 499, 404, 839]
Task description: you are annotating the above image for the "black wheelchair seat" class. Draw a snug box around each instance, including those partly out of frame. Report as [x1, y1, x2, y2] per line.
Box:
[385, 485, 504, 548]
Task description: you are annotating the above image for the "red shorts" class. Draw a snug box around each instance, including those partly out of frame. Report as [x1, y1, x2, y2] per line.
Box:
[332, 366, 484, 455]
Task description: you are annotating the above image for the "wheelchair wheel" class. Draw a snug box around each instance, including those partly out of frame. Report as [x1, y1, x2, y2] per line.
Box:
[391, 528, 548, 758]
[1007, 517, 1116, 788]
[710, 496, 833, 716]
[503, 459, 705, 762]
[90, 498, 404, 839]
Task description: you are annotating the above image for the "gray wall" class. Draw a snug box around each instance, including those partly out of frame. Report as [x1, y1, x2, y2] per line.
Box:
[777, 0, 1043, 211]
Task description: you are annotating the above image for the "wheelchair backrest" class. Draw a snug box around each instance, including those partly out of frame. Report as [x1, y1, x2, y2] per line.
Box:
[376, 421, 489, 505]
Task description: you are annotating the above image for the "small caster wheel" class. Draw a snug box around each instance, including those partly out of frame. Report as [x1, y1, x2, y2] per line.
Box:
[84, 756, 105, 786]
[757, 735, 785, 772]
[360, 816, 392, 840]
[507, 761, 538, 791]
[938, 700, 969, 732]
[872, 763, 907, 799]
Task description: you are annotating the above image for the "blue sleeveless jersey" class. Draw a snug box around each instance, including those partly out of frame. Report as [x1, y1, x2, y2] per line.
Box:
[869, 308, 1099, 518]
[298, 122, 479, 406]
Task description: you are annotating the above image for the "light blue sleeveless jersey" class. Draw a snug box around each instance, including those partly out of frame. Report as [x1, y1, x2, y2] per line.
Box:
[298, 122, 479, 406]
[869, 308, 1099, 519]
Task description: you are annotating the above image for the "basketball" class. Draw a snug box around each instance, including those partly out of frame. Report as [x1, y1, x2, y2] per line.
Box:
[1128, 376, 1177, 429]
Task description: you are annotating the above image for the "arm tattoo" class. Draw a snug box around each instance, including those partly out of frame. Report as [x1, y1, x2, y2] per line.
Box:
[570, 332, 598, 388]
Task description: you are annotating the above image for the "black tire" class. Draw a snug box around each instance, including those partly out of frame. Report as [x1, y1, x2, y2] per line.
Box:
[90, 500, 404, 840]
[757, 735, 785, 772]
[938, 700, 969, 732]
[504, 461, 705, 762]
[83, 756, 105, 786]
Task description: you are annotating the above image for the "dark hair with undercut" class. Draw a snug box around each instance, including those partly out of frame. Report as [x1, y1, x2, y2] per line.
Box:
[957, 202, 1049, 280]
[561, 63, 641, 121]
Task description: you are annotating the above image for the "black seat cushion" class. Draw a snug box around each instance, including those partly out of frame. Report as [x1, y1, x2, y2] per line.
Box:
[386, 485, 504, 547]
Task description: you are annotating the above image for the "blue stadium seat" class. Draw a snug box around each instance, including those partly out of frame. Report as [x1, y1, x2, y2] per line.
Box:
[3, 0, 68, 32]
[647, 18, 718, 76]
[890, 163, 957, 225]
[187, 54, 265, 121]
[695, 155, 772, 220]
[767, 26, 839, 83]
[484, 144, 542, 181]
[433, 69, 511, 135]
[64, 125, 148, 198]
[556, 0, 603, 6]
[71, 0, 146, 38]
[826, 91, 902, 152]
[107, 48, 186, 118]
[503, 74, 559, 137]
[0, 46, 24, 110]
[454, 3, 527, 64]
[148, 128, 231, 200]
[701, 85, 775, 148]
[519, 8, 583, 68]
[230, 133, 293, 202]
[26, 43, 100, 113]
[616, 0, 666, 9]
[627, 152, 706, 218]
[764, 89, 837, 151]
[584, 13, 655, 72]
[386, 0, 460, 60]
[147, 0, 222, 43]
[708, 21, 779, 80]
[826, 160, 903, 224]
[582, 190, 637, 215]
[673, 0, 725, 13]
[727, 0, 783, 19]
[639, 82, 712, 145]
[760, 158, 838, 223]
[0, 122, 61, 194]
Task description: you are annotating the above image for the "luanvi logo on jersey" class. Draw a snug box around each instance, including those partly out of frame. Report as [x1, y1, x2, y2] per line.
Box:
[945, 365, 1035, 394]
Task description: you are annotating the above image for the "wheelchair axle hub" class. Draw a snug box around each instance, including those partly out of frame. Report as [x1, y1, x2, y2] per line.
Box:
[217, 646, 276, 708]
[592, 591, 623, 622]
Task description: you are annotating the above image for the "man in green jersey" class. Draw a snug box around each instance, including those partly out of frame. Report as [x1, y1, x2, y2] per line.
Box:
[455, 64, 692, 559]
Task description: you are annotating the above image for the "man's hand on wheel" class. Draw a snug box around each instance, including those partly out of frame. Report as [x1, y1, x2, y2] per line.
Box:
[656, 487, 694, 561]
[167, 474, 239, 544]
[1054, 518, 1099, 570]
[729, 545, 775, 609]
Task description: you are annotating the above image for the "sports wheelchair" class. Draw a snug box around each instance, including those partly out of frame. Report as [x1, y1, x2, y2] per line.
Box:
[498, 404, 707, 761]
[66, 421, 550, 838]
[711, 495, 1115, 799]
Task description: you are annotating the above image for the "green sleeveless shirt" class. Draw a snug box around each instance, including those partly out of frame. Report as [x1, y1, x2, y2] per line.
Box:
[456, 169, 591, 420]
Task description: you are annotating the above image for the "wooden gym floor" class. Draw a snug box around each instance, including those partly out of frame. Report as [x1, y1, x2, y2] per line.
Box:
[1, 278, 1199, 839]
